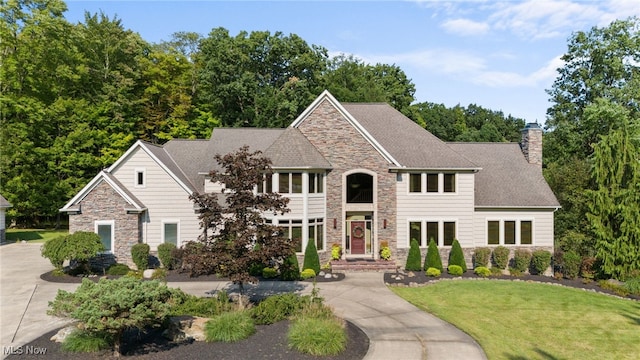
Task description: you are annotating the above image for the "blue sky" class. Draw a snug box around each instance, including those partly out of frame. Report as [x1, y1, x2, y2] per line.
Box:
[64, 1, 639, 124]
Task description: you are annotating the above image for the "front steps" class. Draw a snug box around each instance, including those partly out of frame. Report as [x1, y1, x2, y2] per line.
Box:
[331, 259, 398, 273]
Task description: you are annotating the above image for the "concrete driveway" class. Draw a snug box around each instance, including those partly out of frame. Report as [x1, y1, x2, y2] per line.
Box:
[0, 242, 78, 357]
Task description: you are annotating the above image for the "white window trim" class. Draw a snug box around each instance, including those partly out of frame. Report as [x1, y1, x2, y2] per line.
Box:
[407, 219, 458, 247]
[406, 173, 458, 195]
[485, 219, 535, 246]
[134, 168, 146, 188]
[162, 219, 180, 247]
[95, 220, 115, 253]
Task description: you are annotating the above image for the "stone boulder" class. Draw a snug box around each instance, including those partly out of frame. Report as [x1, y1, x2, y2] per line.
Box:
[50, 324, 78, 343]
[162, 316, 209, 342]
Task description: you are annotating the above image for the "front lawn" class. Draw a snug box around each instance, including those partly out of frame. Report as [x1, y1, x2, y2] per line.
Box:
[391, 280, 640, 360]
[6, 228, 68, 243]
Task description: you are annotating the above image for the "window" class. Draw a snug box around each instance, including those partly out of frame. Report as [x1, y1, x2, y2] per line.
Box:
[426, 174, 438, 192]
[443, 222, 456, 246]
[409, 174, 422, 193]
[504, 221, 516, 245]
[279, 173, 289, 193]
[257, 174, 273, 193]
[409, 220, 456, 247]
[163, 222, 178, 246]
[309, 173, 323, 194]
[487, 221, 500, 245]
[280, 220, 303, 252]
[308, 218, 324, 251]
[291, 173, 302, 193]
[410, 221, 422, 246]
[444, 174, 455, 192]
[521, 221, 532, 245]
[95, 220, 114, 253]
[426, 222, 438, 246]
[135, 168, 145, 187]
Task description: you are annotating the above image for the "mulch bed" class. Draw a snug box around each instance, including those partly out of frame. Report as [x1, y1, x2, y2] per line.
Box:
[7, 320, 368, 360]
[384, 270, 640, 301]
[40, 269, 346, 284]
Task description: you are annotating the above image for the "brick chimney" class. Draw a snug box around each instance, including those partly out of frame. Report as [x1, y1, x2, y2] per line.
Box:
[521, 123, 542, 167]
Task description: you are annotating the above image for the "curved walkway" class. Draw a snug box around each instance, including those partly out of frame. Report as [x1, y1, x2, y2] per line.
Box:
[0, 243, 486, 360]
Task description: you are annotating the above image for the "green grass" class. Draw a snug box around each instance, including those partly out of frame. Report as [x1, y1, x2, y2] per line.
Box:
[391, 280, 640, 360]
[288, 316, 346, 356]
[61, 330, 112, 353]
[205, 311, 256, 342]
[6, 228, 68, 243]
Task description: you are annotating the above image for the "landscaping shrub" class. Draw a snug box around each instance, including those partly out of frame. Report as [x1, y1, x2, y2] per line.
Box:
[331, 244, 342, 260]
[288, 316, 346, 356]
[279, 252, 300, 281]
[262, 267, 278, 279]
[448, 265, 463, 276]
[303, 240, 321, 274]
[490, 267, 504, 276]
[580, 256, 597, 280]
[157, 243, 177, 270]
[623, 277, 640, 295]
[106, 263, 130, 276]
[426, 267, 441, 277]
[598, 280, 630, 297]
[205, 311, 255, 342]
[562, 251, 581, 279]
[41, 235, 67, 270]
[169, 290, 233, 317]
[131, 243, 150, 270]
[300, 268, 316, 280]
[42, 232, 105, 273]
[424, 239, 443, 272]
[405, 239, 422, 271]
[492, 246, 510, 269]
[473, 247, 491, 268]
[512, 249, 532, 273]
[48, 277, 174, 355]
[474, 266, 491, 277]
[380, 240, 392, 260]
[252, 293, 309, 325]
[531, 250, 552, 275]
[151, 268, 167, 280]
[61, 330, 112, 353]
[448, 239, 467, 272]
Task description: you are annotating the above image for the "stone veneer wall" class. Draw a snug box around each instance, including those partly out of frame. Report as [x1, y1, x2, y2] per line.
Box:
[69, 181, 141, 267]
[521, 124, 543, 166]
[297, 100, 397, 259]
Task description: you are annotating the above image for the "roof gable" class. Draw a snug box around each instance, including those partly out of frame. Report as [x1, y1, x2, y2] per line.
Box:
[291, 90, 401, 166]
[0, 195, 11, 208]
[264, 127, 331, 169]
[60, 171, 146, 212]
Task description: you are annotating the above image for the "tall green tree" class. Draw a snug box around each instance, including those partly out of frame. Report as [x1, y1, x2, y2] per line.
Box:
[586, 99, 640, 280]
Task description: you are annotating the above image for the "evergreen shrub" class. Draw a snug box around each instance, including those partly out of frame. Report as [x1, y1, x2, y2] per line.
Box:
[492, 246, 510, 269]
[106, 263, 130, 276]
[426, 267, 441, 277]
[405, 239, 422, 271]
[252, 293, 309, 325]
[448, 265, 463, 276]
[474, 266, 491, 277]
[424, 239, 443, 271]
[131, 243, 150, 270]
[531, 250, 552, 275]
[473, 247, 491, 268]
[448, 239, 467, 272]
[280, 252, 300, 281]
[512, 249, 532, 273]
[303, 240, 321, 274]
[562, 251, 581, 279]
[157, 243, 177, 269]
[262, 267, 278, 279]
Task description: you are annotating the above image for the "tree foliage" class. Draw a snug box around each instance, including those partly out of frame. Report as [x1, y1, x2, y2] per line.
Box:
[48, 277, 174, 355]
[586, 99, 640, 280]
[405, 239, 422, 271]
[185, 146, 294, 286]
[424, 239, 443, 272]
[41, 231, 104, 270]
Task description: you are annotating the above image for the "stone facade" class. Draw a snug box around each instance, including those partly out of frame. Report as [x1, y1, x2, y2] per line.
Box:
[69, 181, 141, 267]
[297, 100, 397, 261]
[521, 123, 543, 166]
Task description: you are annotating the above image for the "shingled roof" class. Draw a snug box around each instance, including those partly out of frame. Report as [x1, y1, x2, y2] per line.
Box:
[163, 139, 211, 193]
[341, 103, 478, 169]
[0, 195, 11, 208]
[448, 143, 560, 208]
[264, 127, 331, 169]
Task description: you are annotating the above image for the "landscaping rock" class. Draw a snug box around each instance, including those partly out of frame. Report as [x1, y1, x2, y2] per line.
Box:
[50, 325, 77, 343]
[324, 273, 332, 279]
[143, 269, 155, 279]
[162, 316, 209, 342]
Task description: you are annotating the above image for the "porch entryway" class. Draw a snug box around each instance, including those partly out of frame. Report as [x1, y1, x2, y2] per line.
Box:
[345, 213, 372, 256]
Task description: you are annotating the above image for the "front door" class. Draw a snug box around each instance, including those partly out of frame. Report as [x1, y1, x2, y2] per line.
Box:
[350, 221, 366, 254]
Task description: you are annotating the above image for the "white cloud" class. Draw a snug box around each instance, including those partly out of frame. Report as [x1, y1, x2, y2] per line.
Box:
[441, 18, 490, 36]
[472, 55, 564, 87]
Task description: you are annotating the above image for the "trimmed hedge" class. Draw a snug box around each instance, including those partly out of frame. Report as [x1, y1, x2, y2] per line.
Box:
[448, 239, 467, 272]
[512, 249, 532, 273]
[531, 250, 552, 275]
[303, 240, 321, 275]
[280, 252, 300, 281]
[473, 247, 491, 268]
[426, 267, 441, 277]
[424, 239, 443, 271]
[131, 243, 150, 270]
[448, 264, 463, 276]
[405, 239, 422, 271]
[157, 243, 177, 270]
[492, 246, 510, 269]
